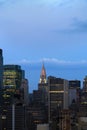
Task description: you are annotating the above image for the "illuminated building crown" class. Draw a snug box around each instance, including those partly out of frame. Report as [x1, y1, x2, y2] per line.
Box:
[39, 63, 47, 83]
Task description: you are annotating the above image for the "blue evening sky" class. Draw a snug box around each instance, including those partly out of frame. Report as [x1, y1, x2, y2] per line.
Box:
[0, 0, 87, 92]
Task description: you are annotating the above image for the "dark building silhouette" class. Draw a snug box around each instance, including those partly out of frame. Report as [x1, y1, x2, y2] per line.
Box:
[21, 79, 29, 106]
[69, 80, 81, 104]
[78, 76, 87, 117]
[27, 64, 48, 130]
[0, 63, 28, 130]
[0, 88, 27, 130]
[83, 76, 87, 92]
[61, 109, 71, 130]
[0, 49, 3, 89]
[0, 105, 26, 130]
[47, 76, 69, 130]
[69, 80, 80, 90]
[1, 48, 87, 130]
[38, 64, 48, 106]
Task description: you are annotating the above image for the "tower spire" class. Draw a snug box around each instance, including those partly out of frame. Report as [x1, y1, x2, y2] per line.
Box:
[39, 63, 47, 83]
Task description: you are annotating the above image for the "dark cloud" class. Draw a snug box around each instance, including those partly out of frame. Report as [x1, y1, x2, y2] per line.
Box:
[71, 18, 87, 32]
[53, 18, 87, 34]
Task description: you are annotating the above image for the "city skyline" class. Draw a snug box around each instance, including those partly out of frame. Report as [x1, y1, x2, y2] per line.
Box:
[0, 0, 87, 92]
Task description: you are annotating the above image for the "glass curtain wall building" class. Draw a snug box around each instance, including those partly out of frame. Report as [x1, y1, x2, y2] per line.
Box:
[3, 65, 25, 89]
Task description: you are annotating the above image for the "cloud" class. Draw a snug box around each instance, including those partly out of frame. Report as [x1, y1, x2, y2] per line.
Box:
[19, 58, 87, 65]
[67, 18, 87, 33]
[19, 59, 41, 64]
[54, 18, 87, 34]
[71, 18, 87, 32]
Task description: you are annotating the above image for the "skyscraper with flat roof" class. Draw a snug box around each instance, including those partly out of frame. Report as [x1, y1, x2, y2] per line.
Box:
[48, 76, 69, 123]
[0, 49, 3, 89]
[3, 65, 25, 89]
[69, 80, 81, 104]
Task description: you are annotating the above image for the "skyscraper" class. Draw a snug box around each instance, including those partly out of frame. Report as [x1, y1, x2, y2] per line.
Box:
[0, 49, 3, 89]
[39, 63, 47, 84]
[21, 79, 29, 106]
[0, 64, 27, 130]
[38, 64, 48, 105]
[48, 76, 69, 123]
[0, 96, 27, 130]
[69, 80, 81, 105]
[79, 76, 87, 118]
[83, 76, 87, 92]
[3, 65, 25, 89]
[27, 64, 48, 130]
[69, 80, 80, 90]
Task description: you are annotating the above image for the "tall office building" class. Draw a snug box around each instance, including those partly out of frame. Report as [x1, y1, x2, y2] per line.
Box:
[69, 80, 81, 104]
[3, 65, 25, 89]
[0, 70, 27, 130]
[0, 84, 28, 130]
[21, 79, 29, 106]
[83, 76, 87, 92]
[61, 109, 71, 130]
[38, 64, 48, 105]
[48, 76, 69, 123]
[0, 104, 27, 130]
[69, 80, 80, 90]
[79, 76, 87, 118]
[27, 64, 48, 130]
[0, 49, 3, 89]
[0, 54, 28, 129]
[69, 89, 77, 106]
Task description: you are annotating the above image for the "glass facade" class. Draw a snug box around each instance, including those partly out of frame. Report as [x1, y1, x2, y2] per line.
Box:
[3, 65, 25, 89]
